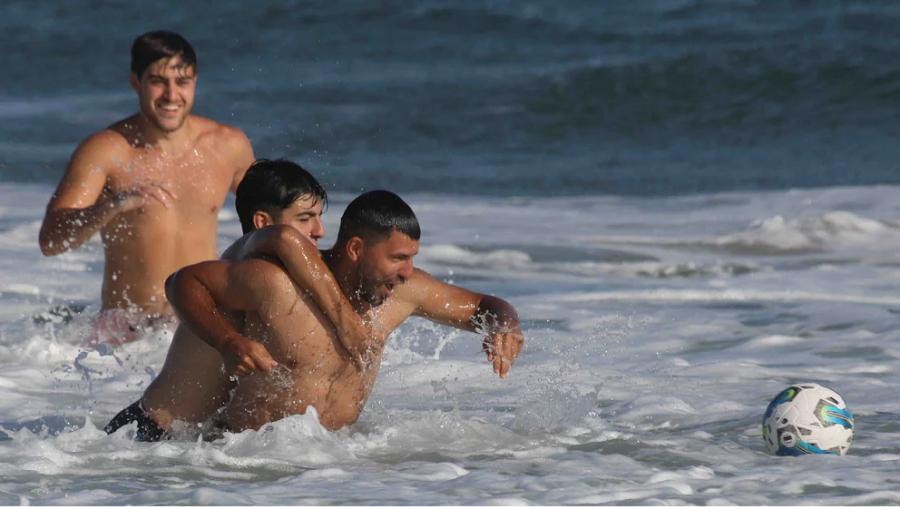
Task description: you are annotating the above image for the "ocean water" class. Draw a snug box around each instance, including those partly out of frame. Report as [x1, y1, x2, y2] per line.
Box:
[3, 1, 900, 505]
[3, 0, 900, 195]
[4, 184, 900, 505]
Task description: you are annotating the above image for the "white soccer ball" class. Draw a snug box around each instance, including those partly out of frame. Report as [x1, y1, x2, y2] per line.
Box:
[762, 383, 854, 456]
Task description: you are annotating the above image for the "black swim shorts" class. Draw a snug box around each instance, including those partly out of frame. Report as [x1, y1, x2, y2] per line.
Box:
[104, 400, 168, 442]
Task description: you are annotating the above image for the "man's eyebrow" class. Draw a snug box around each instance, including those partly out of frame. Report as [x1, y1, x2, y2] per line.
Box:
[147, 68, 195, 80]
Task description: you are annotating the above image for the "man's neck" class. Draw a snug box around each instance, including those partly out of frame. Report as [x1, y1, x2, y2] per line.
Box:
[130, 114, 194, 152]
[322, 248, 371, 315]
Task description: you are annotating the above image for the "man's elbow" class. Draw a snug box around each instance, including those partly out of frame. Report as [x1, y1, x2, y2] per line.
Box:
[38, 228, 63, 256]
[38, 239, 55, 257]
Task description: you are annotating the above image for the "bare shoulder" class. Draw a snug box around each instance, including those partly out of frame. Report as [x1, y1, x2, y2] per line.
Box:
[407, 268, 449, 290]
[73, 126, 134, 165]
[220, 233, 250, 261]
[192, 116, 254, 185]
[231, 257, 296, 298]
[193, 116, 251, 148]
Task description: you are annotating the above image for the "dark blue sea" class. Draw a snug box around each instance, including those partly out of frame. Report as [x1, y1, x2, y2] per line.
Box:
[2, 0, 899, 195]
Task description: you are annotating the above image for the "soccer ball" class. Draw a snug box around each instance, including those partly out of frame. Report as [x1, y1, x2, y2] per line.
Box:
[762, 383, 854, 456]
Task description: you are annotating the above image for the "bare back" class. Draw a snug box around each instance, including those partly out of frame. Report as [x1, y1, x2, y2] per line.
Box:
[140, 323, 233, 428]
[222, 261, 416, 431]
[139, 234, 266, 427]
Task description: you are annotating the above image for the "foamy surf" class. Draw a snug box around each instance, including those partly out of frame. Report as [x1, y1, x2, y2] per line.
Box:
[2, 183, 900, 504]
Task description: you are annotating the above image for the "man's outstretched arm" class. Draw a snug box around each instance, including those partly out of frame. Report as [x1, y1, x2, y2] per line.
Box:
[406, 269, 524, 378]
[221, 224, 372, 369]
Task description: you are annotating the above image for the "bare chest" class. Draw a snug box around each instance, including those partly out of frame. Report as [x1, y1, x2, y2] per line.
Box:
[107, 146, 233, 218]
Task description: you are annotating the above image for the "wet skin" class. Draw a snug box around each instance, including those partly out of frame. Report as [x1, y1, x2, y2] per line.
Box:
[158, 228, 524, 433]
[141, 197, 327, 429]
[39, 56, 254, 319]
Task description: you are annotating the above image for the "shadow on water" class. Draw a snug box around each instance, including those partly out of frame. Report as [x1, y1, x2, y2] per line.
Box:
[815, 345, 885, 360]
[847, 411, 900, 456]
[568, 438, 711, 469]
[697, 301, 766, 311]
[371, 450, 459, 466]
[739, 311, 809, 328]
[463, 243, 659, 264]
[0, 415, 86, 441]
[684, 335, 753, 354]
[520, 318, 570, 332]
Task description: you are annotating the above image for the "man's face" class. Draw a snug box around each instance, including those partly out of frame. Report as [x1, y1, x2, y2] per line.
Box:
[270, 196, 326, 246]
[131, 56, 196, 133]
[356, 230, 419, 306]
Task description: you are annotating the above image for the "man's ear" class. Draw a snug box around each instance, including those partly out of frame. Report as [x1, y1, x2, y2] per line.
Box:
[346, 237, 365, 262]
[252, 211, 275, 230]
[129, 72, 141, 93]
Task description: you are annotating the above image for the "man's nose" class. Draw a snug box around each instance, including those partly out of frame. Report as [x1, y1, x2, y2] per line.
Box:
[311, 219, 325, 240]
[164, 83, 177, 100]
[398, 260, 414, 281]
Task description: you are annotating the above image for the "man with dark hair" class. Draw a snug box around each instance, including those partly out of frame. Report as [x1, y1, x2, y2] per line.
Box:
[39, 30, 254, 345]
[235, 159, 328, 234]
[162, 190, 524, 434]
[130, 30, 197, 78]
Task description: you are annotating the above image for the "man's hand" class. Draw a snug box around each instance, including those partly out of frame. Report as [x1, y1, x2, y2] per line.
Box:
[40, 182, 178, 256]
[103, 182, 176, 214]
[221, 334, 279, 376]
[482, 328, 524, 379]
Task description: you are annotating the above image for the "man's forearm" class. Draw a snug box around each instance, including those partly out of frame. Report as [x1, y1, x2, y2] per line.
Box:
[165, 264, 278, 374]
[39, 203, 117, 256]
[165, 268, 241, 355]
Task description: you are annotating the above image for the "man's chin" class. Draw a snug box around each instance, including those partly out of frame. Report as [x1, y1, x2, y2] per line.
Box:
[367, 295, 387, 307]
[154, 118, 186, 133]
[144, 110, 189, 133]
[364, 289, 390, 307]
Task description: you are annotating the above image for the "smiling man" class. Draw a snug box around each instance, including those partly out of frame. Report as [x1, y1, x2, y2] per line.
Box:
[38, 30, 254, 344]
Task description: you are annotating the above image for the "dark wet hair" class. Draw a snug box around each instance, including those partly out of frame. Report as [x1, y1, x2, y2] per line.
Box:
[131, 30, 197, 78]
[336, 190, 421, 245]
[235, 159, 328, 233]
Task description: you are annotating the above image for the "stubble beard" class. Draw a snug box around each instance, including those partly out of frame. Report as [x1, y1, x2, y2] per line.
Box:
[151, 108, 189, 134]
[354, 266, 387, 307]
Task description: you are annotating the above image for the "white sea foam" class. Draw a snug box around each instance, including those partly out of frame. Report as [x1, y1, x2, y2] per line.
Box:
[2, 183, 900, 504]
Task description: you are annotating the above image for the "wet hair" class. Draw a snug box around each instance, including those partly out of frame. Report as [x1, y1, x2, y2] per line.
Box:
[131, 30, 197, 78]
[336, 190, 421, 245]
[235, 159, 328, 233]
